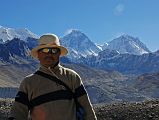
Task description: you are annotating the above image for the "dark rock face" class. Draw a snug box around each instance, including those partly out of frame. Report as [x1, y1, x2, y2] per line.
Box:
[6, 38, 30, 58]
[79, 50, 159, 75]
[0, 38, 37, 63]
[0, 44, 10, 61]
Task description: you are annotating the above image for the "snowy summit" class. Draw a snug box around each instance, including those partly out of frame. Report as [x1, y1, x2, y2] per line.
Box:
[0, 26, 39, 43]
[61, 29, 101, 58]
[103, 34, 151, 55]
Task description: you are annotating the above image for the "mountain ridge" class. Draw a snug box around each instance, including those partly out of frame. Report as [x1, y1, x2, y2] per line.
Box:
[78, 49, 159, 75]
[0, 26, 159, 103]
[0, 26, 38, 43]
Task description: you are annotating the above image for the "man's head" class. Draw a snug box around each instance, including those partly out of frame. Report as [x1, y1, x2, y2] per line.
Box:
[31, 34, 68, 67]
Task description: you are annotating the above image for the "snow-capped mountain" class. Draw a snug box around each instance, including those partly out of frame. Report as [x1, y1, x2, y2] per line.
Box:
[95, 43, 104, 51]
[0, 26, 158, 75]
[102, 34, 151, 55]
[0, 26, 38, 43]
[60, 29, 101, 59]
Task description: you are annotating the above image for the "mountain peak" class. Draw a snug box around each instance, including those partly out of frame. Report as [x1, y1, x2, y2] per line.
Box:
[61, 29, 101, 59]
[69, 29, 81, 33]
[116, 34, 139, 42]
[65, 29, 85, 37]
[0, 26, 39, 43]
[104, 34, 151, 55]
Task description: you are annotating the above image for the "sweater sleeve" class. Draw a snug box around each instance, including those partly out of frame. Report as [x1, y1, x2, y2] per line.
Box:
[9, 78, 30, 120]
[74, 74, 97, 120]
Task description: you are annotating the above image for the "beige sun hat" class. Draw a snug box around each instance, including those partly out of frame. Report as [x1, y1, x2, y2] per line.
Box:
[31, 33, 68, 58]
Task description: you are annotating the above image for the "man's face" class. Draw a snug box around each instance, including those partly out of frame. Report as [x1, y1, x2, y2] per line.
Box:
[37, 47, 61, 68]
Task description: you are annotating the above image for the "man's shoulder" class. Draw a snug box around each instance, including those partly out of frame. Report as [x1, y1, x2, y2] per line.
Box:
[60, 65, 79, 76]
[23, 72, 37, 81]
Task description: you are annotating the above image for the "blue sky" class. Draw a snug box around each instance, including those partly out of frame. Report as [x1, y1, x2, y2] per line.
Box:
[0, 0, 159, 51]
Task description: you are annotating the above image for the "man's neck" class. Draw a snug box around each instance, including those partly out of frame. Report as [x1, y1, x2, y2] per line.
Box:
[50, 61, 59, 69]
[41, 61, 60, 70]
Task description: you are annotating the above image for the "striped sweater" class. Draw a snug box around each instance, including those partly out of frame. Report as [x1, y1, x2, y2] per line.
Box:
[9, 64, 97, 120]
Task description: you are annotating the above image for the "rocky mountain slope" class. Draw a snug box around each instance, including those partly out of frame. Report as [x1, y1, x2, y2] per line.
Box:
[134, 72, 159, 99]
[78, 49, 159, 75]
[62, 64, 147, 103]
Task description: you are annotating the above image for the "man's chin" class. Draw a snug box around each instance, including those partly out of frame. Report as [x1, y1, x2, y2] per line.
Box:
[44, 63, 56, 67]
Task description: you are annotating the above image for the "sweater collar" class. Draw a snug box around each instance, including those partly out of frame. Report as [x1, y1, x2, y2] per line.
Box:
[39, 63, 62, 75]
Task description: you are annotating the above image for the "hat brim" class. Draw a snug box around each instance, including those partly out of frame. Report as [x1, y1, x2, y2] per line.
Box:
[31, 44, 68, 58]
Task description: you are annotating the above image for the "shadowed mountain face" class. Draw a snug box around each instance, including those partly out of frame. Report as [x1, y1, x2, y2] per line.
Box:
[6, 38, 30, 57]
[0, 44, 10, 61]
[0, 38, 37, 62]
[78, 49, 159, 75]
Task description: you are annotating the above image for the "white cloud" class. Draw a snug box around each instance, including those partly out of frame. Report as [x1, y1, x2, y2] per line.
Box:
[114, 4, 125, 16]
[64, 28, 84, 36]
[64, 29, 73, 35]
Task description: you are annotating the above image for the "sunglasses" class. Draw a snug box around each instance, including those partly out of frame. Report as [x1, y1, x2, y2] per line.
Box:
[38, 48, 60, 54]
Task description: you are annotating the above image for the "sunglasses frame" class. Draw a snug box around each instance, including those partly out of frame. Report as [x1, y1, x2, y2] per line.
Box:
[38, 47, 60, 54]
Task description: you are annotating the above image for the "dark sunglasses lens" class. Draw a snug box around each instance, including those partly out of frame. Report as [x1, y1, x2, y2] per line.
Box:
[51, 49, 58, 54]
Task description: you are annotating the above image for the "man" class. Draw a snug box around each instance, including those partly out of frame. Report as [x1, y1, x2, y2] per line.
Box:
[9, 34, 97, 120]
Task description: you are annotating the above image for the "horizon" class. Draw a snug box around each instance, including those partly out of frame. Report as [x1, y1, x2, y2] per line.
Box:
[0, 0, 159, 52]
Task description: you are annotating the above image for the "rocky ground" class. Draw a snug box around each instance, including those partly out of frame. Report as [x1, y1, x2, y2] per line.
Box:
[0, 99, 159, 120]
[0, 99, 13, 120]
[94, 100, 159, 120]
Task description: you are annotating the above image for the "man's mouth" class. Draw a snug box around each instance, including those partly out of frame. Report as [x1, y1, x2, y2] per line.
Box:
[44, 56, 53, 61]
